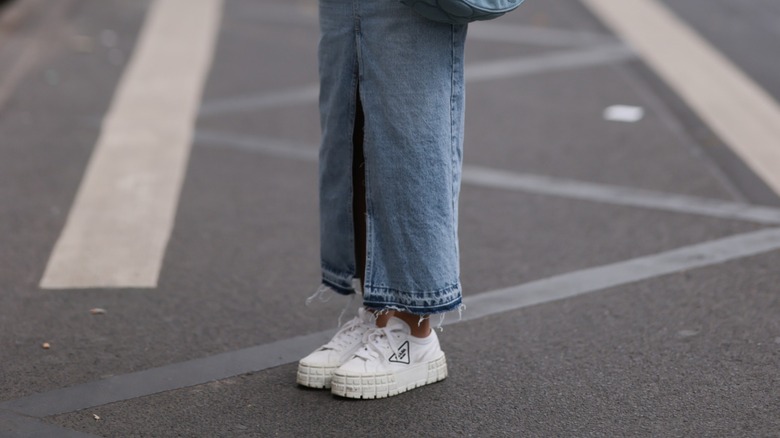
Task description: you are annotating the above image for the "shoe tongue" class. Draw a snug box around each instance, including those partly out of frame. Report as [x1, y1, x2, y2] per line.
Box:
[383, 316, 411, 334]
[358, 307, 370, 321]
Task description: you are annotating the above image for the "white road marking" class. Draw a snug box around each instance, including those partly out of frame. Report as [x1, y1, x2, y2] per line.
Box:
[243, 4, 617, 47]
[603, 105, 645, 123]
[194, 130, 780, 225]
[466, 43, 634, 84]
[198, 84, 319, 117]
[240, 3, 615, 47]
[194, 130, 319, 161]
[468, 21, 618, 47]
[583, 0, 780, 196]
[6, 227, 780, 416]
[40, 0, 223, 289]
[463, 166, 780, 224]
[198, 44, 635, 117]
[462, 227, 780, 322]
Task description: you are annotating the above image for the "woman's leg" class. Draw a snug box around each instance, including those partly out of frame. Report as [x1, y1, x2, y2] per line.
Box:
[354, 88, 432, 338]
[329, 1, 465, 399]
[353, 91, 367, 289]
[297, 0, 373, 390]
[304, 0, 464, 397]
[375, 311, 431, 337]
[357, 2, 467, 316]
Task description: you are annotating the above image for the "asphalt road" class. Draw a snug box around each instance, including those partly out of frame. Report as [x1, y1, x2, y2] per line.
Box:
[1, 0, 779, 436]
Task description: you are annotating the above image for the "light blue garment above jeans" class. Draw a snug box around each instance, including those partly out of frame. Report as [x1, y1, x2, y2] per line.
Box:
[318, 0, 467, 315]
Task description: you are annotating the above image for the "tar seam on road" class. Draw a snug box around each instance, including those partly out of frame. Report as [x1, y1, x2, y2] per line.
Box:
[3, 227, 780, 419]
[39, 0, 224, 289]
[0, 331, 336, 418]
[0, 409, 98, 438]
[197, 43, 636, 117]
[193, 129, 780, 226]
[583, 0, 780, 196]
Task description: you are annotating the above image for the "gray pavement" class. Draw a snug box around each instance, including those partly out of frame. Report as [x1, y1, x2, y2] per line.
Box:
[1, 0, 779, 436]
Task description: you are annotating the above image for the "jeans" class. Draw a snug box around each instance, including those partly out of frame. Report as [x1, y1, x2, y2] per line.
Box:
[318, 0, 467, 315]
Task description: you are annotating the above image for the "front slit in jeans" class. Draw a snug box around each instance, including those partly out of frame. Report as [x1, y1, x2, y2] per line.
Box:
[318, 0, 467, 315]
[352, 88, 366, 288]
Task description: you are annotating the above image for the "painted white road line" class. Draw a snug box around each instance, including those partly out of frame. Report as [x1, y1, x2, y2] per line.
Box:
[198, 84, 319, 117]
[40, 0, 223, 289]
[466, 43, 634, 84]
[244, 3, 617, 47]
[249, 2, 617, 47]
[583, 0, 780, 196]
[469, 21, 618, 48]
[195, 130, 319, 161]
[198, 45, 635, 117]
[463, 165, 780, 225]
[194, 130, 780, 225]
[6, 227, 780, 416]
[462, 227, 780, 322]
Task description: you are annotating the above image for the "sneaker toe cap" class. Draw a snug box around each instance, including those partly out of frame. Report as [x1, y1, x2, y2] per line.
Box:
[335, 357, 376, 375]
[299, 349, 341, 367]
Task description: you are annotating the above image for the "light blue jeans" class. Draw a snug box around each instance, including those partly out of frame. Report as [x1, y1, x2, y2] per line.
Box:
[318, 0, 467, 315]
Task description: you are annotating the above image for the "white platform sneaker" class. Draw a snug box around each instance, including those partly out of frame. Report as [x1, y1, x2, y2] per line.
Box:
[331, 317, 448, 399]
[297, 308, 376, 389]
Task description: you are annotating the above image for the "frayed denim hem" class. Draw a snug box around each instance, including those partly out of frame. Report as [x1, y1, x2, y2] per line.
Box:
[321, 265, 363, 296]
[321, 278, 358, 296]
[306, 281, 466, 329]
[361, 282, 463, 316]
[362, 298, 463, 316]
[363, 301, 465, 332]
[306, 281, 362, 327]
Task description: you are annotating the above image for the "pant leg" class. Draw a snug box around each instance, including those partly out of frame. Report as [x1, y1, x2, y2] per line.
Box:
[318, 0, 467, 314]
[318, 0, 360, 295]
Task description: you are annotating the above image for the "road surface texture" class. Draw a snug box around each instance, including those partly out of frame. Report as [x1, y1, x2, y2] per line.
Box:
[1, 0, 779, 436]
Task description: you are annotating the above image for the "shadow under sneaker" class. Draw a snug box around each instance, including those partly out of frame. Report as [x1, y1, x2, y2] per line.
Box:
[331, 317, 448, 399]
[297, 308, 376, 389]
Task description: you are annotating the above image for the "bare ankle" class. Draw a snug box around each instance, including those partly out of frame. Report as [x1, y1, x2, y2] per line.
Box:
[368, 308, 431, 337]
[394, 311, 431, 338]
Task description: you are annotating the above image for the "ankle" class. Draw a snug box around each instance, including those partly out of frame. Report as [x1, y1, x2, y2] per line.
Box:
[394, 312, 431, 338]
[369, 308, 431, 337]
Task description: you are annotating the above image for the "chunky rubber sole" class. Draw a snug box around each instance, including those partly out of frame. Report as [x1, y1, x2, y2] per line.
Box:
[330, 354, 448, 399]
[297, 363, 338, 389]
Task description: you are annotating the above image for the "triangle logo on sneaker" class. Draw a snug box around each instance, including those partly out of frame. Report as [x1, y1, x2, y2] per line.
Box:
[388, 341, 410, 365]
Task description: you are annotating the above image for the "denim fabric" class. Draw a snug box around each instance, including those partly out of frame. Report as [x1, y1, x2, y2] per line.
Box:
[318, 0, 467, 314]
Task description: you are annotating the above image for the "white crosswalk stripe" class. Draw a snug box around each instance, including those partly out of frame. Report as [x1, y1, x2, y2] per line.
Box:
[40, 0, 224, 289]
[584, 0, 780, 196]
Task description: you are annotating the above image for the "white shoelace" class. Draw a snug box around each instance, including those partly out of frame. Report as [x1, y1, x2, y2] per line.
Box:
[354, 326, 403, 362]
[321, 316, 368, 351]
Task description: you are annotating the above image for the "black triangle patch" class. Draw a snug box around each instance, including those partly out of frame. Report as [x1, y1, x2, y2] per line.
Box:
[388, 341, 410, 365]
